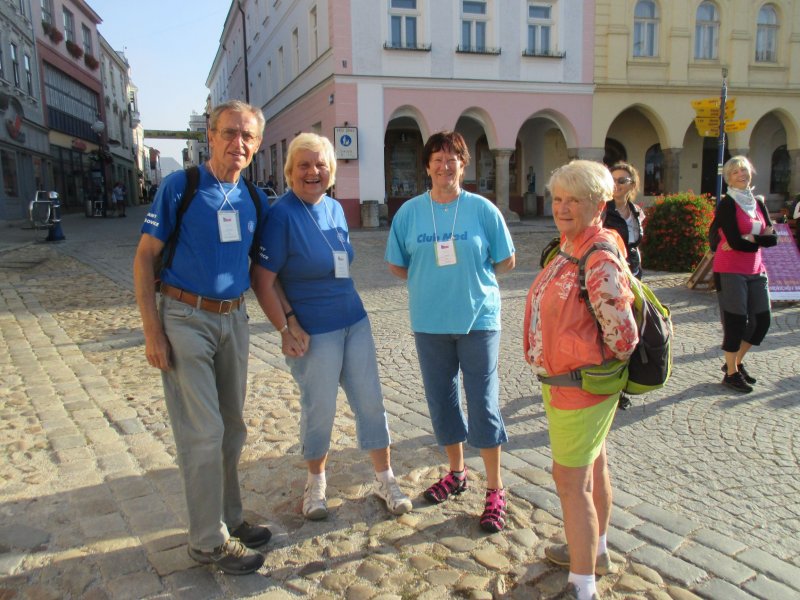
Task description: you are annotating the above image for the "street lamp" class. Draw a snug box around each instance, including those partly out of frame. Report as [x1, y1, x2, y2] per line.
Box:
[91, 119, 110, 217]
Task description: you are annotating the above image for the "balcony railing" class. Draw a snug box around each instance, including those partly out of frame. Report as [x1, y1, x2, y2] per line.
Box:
[383, 41, 431, 52]
[522, 48, 566, 58]
[456, 45, 501, 55]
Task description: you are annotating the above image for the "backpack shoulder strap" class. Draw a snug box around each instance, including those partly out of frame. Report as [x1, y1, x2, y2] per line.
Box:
[162, 166, 200, 271]
[241, 176, 263, 260]
[576, 241, 626, 321]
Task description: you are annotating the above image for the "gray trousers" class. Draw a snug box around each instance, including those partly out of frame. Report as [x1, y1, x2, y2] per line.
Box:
[160, 295, 249, 551]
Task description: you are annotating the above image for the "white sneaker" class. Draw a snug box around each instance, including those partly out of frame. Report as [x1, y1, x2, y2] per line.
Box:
[373, 477, 413, 515]
[303, 479, 328, 520]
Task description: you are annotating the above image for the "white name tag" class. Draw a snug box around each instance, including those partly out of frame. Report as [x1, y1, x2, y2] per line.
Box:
[435, 240, 457, 266]
[217, 210, 241, 242]
[333, 250, 350, 278]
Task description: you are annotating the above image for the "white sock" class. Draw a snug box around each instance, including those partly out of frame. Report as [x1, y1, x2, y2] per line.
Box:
[597, 533, 608, 556]
[568, 572, 597, 600]
[451, 468, 466, 479]
[375, 467, 395, 483]
[307, 471, 325, 486]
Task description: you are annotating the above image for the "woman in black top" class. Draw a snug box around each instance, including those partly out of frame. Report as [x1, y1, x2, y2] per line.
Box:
[604, 162, 645, 279]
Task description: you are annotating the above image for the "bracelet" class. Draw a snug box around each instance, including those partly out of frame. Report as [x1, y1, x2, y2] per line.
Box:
[285, 310, 295, 319]
[279, 323, 289, 333]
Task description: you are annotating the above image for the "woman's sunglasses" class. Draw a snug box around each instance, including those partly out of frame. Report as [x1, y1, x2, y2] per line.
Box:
[614, 177, 633, 185]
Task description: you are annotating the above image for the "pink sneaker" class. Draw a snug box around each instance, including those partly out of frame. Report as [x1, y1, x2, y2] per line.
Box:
[480, 488, 506, 533]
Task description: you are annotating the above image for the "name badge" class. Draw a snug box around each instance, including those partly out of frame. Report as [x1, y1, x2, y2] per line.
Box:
[218, 210, 241, 243]
[435, 241, 457, 266]
[333, 250, 350, 278]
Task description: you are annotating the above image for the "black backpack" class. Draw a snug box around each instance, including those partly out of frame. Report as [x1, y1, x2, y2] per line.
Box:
[157, 166, 263, 279]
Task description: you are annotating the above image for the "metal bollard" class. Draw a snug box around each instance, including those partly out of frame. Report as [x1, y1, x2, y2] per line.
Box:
[45, 191, 65, 242]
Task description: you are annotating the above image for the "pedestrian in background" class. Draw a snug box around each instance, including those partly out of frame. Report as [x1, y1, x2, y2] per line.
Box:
[252, 132, 412, 521]
[524, 160, 638, 600]
[112, 182, 126, 217]
[713, 155, 776, 393]
[385, 130, 515, 533]
[132, 100, 271, 575]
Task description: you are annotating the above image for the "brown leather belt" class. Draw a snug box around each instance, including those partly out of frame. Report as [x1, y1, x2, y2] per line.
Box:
[160, 283, 244, 315]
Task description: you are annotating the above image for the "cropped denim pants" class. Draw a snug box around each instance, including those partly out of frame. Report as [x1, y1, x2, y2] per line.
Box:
[160, 295, 249, 551]
[286, 316, 391, 461]
[414, 329, 508, 449]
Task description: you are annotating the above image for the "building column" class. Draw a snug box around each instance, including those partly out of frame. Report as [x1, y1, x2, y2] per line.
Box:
[662, 147, 682, 195]
[789, 148, 800, 198]
[492, 148, 519, 222]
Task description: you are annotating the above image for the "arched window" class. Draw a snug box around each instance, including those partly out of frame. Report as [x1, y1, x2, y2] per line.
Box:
[695, 2, 719, 60]
[644, 143, 664, 196]
[770, 145, 790, 194]
[633, 0, 658, 57]
[756, 5, 778, 63]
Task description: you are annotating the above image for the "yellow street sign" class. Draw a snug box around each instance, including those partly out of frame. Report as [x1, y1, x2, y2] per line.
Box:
[696, 126, 718, 138]
[724, 119, 750, 133]
[691, 97, 736, 111]
[693, 107, 736, 119]
[694, 117, 719, 130]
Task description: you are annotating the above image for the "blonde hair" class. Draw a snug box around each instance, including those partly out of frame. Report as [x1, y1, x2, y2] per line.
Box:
[284, 133, 337, 188]
[547, 159, 615, 204]
[723, 155, 755, 185]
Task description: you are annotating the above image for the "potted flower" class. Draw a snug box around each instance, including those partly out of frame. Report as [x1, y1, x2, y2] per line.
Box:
[41, 20, 52, 35]
[48, 27, 63, 44]
[66, 40, 84, 59]
[84, 53, 99, 70]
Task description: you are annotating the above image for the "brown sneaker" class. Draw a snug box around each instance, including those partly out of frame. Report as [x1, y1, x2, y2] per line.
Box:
[187, 538, 265, 575]
[544, 543, 618, 576]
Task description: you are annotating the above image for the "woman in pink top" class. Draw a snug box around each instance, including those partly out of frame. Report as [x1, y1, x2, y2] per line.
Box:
[524, 160, 638, 600]
[712, 156, 777, 393]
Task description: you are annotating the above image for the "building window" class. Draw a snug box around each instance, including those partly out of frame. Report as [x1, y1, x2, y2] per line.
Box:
[292, 28, 299, 77]
[756, 4, 778, 63]
[633, 0, 658, 57]
[770, 145, 790, 194]
[17, 0, 27, 17]
[63, 8, 75, 43]
[309, 6, 318, 59]
[10, 44, 20, 88]
[694, 1, 719, 60]
[278, 47, 284, 88]
[0, 36, 5, 82]
[461, 1, 488, 52]
[41, 0, 54, 24]
[526, 3, 553, 56]
[2, 150, 19, 198]
[82, 24, 93, 56]
[644, 143, 664, 196]
[389, 0, 419, 49]
[24, 55, 33, 95]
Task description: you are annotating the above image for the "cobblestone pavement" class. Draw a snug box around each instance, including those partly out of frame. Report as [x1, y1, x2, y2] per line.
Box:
[1, 206, 799, 599]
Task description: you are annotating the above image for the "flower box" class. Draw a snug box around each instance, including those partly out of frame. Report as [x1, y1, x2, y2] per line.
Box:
[84, 53, 99, 70]
[48, 27, 63, 44]
[66, 40, 84, 59]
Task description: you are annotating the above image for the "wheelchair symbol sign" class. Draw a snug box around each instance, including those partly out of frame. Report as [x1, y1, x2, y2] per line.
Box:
[334, 126, 358, 159]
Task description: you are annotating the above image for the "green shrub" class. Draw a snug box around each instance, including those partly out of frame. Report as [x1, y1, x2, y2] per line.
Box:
[640, 191, 716, 272]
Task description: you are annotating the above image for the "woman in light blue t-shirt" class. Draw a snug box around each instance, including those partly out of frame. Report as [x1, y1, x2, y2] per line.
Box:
[252, 133, 412, 521]
[385, 130, 515, 533]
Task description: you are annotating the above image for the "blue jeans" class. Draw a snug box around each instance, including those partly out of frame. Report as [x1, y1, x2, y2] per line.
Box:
[160, 296, 249, 551]
[414, 330, 507, 449]
[286, 316, 391, 460]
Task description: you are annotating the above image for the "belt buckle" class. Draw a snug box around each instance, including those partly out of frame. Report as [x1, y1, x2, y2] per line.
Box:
[219, 299, 234, 314]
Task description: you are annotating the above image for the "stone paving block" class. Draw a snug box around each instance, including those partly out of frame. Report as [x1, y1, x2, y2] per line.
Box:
[607, 527, 646, 554]
[630, 545, 706, 587]
[506, 448, 551, 470]
[0, 524, 51, 550]
[629, 502, 700, 537]
[164, 567, 223, 600]
[511, 484, 561, 517]
[79, 512, 128, 540]
[116, 418, 145, 435]
[609, 508, 643, 532]
[148, 544, 197, 577]
[676, 541, 755, 585]
[692, 577, 760, 600]
[0, 551, 25, 575]
[689, 528, 747, 556]
[743, 574, 800, 600]
[612, 488, 644, 510]
[106, 571, 164, 600]
[632, 522, 685, 553]
[735, 547, 800, 593]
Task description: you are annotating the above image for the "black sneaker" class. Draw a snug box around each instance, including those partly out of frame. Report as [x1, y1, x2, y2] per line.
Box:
[229, 521, 272, 549]
[617, 393, 632, 410]
[722, 371, 753, 393]
[721, 363, 756, 385]
[187, 538, 265, 575]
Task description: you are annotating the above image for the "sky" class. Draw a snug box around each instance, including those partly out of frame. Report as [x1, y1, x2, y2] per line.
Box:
[88, 0, 230, 164]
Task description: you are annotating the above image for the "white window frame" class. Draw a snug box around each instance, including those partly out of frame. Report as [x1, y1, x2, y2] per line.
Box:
[694, 1, 719, 60]
[10, 43, 20, 88]
[24, 54, 33, 95]
[82, 24, 93, 56]
[309, 5, 318, 59]
[291, 28, 299, 77]
[633, 0, 658, 57]
[461, 0, 489, 52]
[41, 0, 53, 24]
[755, 4, 778, 63]
[526, 2, 554, 56]
[62, 8, 75, 43]
[388, 0, 420, 49]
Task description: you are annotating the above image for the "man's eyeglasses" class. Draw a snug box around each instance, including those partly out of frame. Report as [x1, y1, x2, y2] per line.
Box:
[614, 177, 633, 185]
[214, 128, 261, 145]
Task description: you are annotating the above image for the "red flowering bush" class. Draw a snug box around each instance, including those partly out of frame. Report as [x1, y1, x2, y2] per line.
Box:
[641, 191, 715, 272]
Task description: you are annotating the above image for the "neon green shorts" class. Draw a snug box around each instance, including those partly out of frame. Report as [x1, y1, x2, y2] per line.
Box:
[542, 385, 618, 468]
